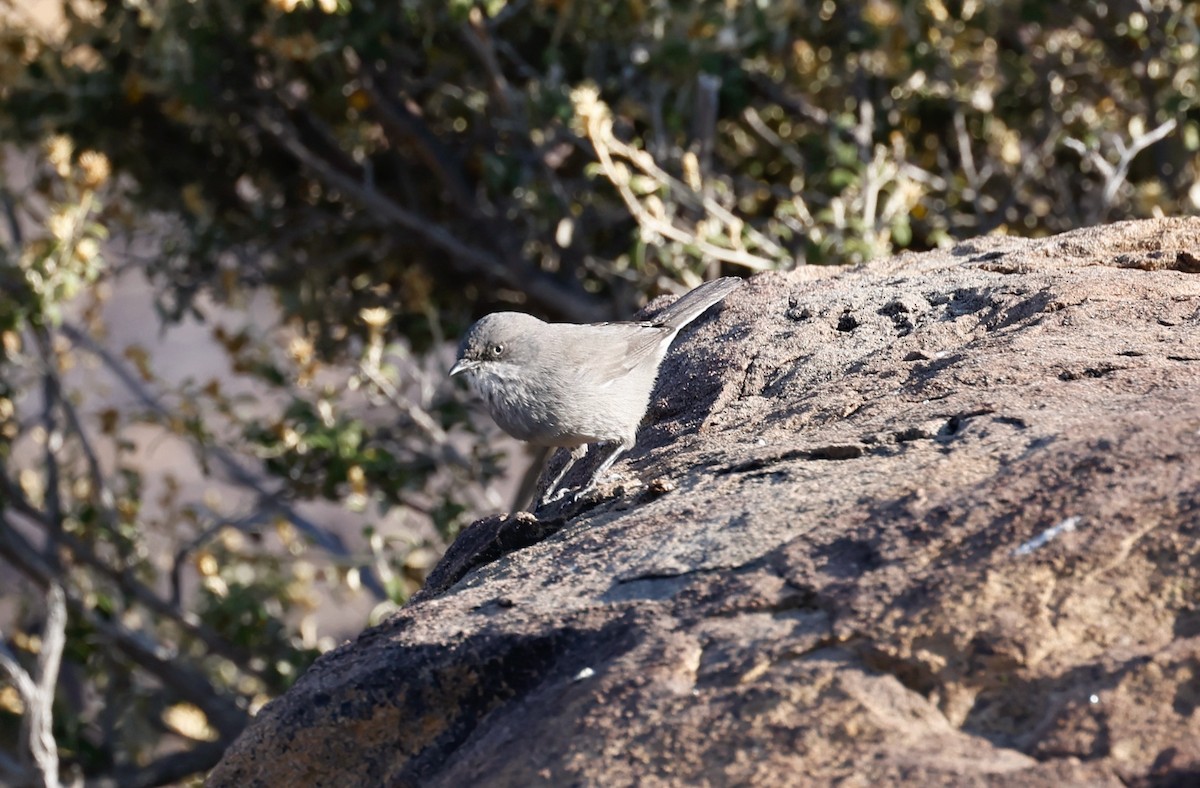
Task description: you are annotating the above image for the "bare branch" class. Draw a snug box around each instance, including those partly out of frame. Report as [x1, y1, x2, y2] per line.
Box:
[953, 108, 985, 224]
[575, 89, 780, 272]
[359, 362, 450, 447]
[1065, 117, 1177, 217]
[2, 337, 272, 676]
[461, 7, 515, 117]
[604, 122, 787, 261]
[692, 73, 721, 185]
[0, 641, 40, 775]
[0, 584, 65, 788]
[30, 585, 65, 788]
[979, 120, 1062, 236]
[746, 73, 830, 127]
[52, 376, 117, 517]
[0, 183, 24, 250]
[250, 106, 607, 322]
[24, 496, 266, 674]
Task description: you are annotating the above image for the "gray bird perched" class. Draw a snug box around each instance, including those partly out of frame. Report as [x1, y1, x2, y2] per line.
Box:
[449, 276, 743, 507]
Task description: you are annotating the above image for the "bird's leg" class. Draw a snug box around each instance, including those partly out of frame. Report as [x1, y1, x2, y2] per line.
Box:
[570, 439, 633, 502]
[511, 445, 551, 514]
[590, 440, 631, 480]
[540, 445, 589, 505]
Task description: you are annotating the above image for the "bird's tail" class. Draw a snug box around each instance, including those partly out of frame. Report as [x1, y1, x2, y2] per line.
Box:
[652, 276, 743, 331]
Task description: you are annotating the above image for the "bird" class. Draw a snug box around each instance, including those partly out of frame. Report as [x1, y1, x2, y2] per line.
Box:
[449, 277, 742, 506]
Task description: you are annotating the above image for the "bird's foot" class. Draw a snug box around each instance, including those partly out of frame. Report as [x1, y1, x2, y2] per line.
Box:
[540, 486, 571, 506]
[535, 471, 638, 514]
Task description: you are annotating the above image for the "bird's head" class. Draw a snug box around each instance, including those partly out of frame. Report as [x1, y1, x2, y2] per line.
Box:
[449, 312, 543, 382]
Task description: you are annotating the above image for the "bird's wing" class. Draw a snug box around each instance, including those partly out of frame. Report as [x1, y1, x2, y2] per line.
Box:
[561, 323, 673, 383]
[573, 278, 742, 382]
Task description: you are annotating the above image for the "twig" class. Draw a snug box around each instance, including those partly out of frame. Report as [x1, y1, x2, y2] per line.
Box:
[604, 119, 787, 260]
[359, 363, 450, 446]
[1065, 117, 1177, 217]
[953, 108, 983, 221]
[853, 89, 874, 157]
[860, 146, 890, 232]
[741, 106, 805, 168]
[746, 73, 830, 127]
[52, 377, 117, 515]
[1, 183, 24, 249]
[692, 73, 722, 185]
[461, 7, 515, 117]
[576, 89, 779, 271]
[978, 120, 1062, 235]
[30, 586, 65, 788]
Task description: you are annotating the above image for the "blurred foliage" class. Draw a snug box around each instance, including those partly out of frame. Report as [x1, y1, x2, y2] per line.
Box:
[1, 0, 1198, 784]
[4, 0, 1198, 339]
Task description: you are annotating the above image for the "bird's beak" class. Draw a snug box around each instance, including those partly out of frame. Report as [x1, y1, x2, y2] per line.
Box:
[448, 359, 475, 377]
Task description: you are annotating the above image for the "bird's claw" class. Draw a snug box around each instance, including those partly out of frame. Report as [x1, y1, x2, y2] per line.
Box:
[540, 486, 571, 506]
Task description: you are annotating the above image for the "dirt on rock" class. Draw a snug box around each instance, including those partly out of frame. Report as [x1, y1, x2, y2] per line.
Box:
[209, 217, 1200, 787]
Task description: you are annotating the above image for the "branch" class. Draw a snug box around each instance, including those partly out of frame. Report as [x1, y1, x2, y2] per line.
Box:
[3, 329, 275, 675]
[461, 7, 515, 117]
[741, 106, 805, 169]
[354, 63, 478, 214]
[0, 583, 65, 788]
[746, 72, 830, 127]
[953, 108, 983, 222]
[53, 372, 118, 517]
[608, 121, 787, 261]
[251, 105, 608, 322]
[30, 585, 65, 788]
[1, 183, 24, 250]
[692, 73, 721, 182]
[978, 119, 1062, 236]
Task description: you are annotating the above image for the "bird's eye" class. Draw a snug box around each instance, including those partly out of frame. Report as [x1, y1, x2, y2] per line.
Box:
[490, 344, 504, 356]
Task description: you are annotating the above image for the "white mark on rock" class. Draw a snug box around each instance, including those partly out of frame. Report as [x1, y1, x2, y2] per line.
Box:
[1012, 516, 1082, 557]
[574, 667, 595, 681]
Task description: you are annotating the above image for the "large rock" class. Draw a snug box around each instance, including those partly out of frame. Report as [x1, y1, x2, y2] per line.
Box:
[209, 218, 1200, 787]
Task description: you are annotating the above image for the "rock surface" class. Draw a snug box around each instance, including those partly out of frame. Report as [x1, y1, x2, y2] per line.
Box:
[209, 218, 1200, 787]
